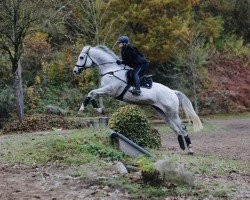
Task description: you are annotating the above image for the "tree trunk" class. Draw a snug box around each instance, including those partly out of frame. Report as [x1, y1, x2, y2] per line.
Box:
[13, 61, 24, 122]
[192, 79, 199, 114]
[191, 65, 199, 114]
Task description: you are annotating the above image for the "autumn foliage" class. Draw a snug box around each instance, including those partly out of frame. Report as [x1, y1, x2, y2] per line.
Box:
[200, 54, 249, 114]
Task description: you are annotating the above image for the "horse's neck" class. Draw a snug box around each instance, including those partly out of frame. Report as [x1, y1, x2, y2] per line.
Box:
[91, 48, 123, 74]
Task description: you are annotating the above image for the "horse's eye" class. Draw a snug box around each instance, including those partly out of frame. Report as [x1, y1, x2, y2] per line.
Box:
[80, 56, 84, 60]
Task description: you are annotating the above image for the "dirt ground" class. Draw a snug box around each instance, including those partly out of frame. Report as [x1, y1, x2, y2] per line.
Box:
[0, 163, 132, 200]
[160, 118, 250, 162]
[0, 117, 249, 200]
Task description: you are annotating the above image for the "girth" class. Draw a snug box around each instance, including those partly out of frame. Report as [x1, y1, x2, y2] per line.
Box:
[115, 85, 131, 101]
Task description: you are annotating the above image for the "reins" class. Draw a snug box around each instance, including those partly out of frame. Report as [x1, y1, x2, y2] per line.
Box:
[100, 68, 129, 84]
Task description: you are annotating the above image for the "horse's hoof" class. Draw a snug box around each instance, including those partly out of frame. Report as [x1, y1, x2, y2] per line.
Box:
[188, 151, 194, 155]
[94, 108, 103, 114]
[78, 104, 85, 113]
[78, 109, 85, 114]
[78, 109, 85, 112]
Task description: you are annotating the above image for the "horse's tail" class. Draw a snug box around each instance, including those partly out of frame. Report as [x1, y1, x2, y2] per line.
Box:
[175, 91, 203, 133]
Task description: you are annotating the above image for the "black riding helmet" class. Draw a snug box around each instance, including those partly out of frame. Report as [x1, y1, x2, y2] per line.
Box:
[117, 35, 130, 44]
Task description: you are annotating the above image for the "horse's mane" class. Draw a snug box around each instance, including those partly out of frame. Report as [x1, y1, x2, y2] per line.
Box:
[96, 45, 119, 60]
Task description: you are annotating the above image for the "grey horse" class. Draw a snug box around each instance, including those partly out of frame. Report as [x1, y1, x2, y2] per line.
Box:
[73, 45, 203, 154]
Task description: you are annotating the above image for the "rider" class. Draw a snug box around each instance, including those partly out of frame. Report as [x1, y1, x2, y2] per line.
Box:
[116, 35, 149, 95]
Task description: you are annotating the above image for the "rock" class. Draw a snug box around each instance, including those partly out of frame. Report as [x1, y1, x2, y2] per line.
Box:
[45, 105, 67, 116]
[114, 161, 128, 175]
[154, 159, 195, 187]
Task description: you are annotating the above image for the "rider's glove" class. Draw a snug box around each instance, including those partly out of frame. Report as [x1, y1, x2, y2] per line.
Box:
[116, 60, 123, 65]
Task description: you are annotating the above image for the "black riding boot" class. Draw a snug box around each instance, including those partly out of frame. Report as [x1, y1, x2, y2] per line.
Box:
[131, 72, 141, 95]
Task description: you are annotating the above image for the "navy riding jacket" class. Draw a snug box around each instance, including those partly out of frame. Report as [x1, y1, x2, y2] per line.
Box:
[120, 44, 148, 68]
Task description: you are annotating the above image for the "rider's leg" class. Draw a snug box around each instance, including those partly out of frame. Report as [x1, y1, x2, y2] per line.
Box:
[132, 63, 148, 94]
[132, 66, 141, 92]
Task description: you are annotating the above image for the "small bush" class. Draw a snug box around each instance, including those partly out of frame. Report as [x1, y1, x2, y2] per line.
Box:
[108, 105, 161, 148]
[2, 114, 88, 134]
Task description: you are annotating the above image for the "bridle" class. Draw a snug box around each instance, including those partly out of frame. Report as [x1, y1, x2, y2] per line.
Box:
[74, 47, 94, 71]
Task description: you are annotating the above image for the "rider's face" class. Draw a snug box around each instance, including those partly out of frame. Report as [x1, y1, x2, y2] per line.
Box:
[118, 42, 125, 48]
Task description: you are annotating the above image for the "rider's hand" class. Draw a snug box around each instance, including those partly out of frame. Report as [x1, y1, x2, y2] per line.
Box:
[116, 60, 122, 65]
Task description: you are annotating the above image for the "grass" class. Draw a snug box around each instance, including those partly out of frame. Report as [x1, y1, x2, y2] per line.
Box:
[159, 152, 249, 176]
[0, 119, 249, 199]
[0, 128, 125, 165]
[211, 182, 237, 198]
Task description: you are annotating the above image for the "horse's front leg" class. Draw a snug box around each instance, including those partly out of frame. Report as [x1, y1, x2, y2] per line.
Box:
[78, 87, 110, 114]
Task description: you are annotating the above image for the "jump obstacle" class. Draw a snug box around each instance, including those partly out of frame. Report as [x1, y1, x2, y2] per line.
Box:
[110, 129, 156, 158]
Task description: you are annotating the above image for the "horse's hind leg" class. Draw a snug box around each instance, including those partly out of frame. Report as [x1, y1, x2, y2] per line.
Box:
[172, 117, 194, 154]
[152, 106, 181, 134]
[153, 105, 194, 154]
[152, 106, 186, 151]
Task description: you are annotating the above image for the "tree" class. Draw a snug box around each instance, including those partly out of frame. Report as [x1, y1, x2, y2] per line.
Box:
[174, 33, 213, 113]
[0, 0, 67, 122]
[201, 0, 250, 42]
[67, 0, 126, 46]
[106, 0, 201, 64]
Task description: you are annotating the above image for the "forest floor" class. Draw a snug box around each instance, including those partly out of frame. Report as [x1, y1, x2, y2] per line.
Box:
[0, 117, 249, 199]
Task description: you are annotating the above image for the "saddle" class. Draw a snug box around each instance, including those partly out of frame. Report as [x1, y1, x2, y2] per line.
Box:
[116, 70, 153, 101]
[126, 69, 153, 89]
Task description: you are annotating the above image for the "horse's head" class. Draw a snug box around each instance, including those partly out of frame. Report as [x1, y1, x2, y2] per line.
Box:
[73, 45, 123, 75]
[73, 46, 94, 75]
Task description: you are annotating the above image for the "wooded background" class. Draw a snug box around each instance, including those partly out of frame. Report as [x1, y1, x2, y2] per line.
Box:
[0, 0, 249, 127]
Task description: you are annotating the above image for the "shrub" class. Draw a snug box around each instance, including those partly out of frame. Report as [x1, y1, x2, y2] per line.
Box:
[200, 54, 250, 114]
[108, 105, 161, 148]
[215, 35, 250, 57]
[2, 114, 88, 134]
